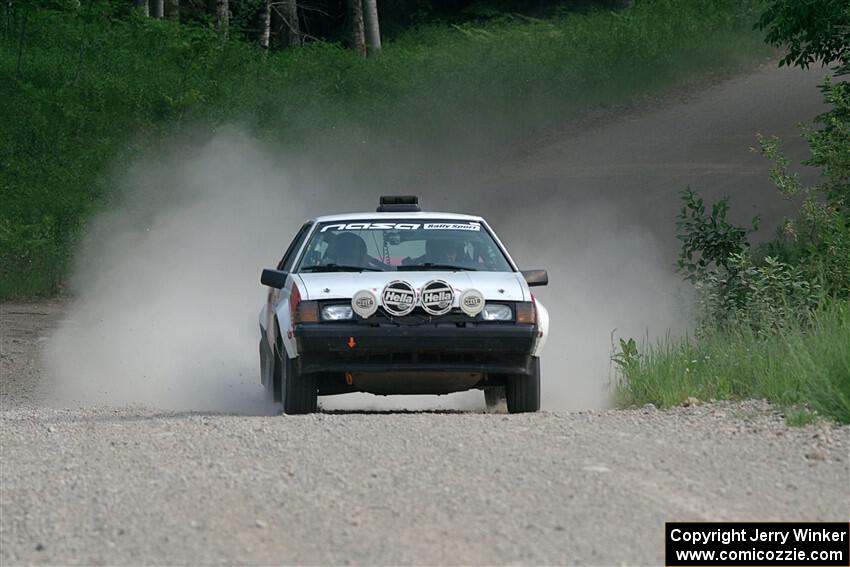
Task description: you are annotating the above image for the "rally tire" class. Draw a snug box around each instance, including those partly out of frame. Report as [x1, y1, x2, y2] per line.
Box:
[505, 357, 540, 414]
[283, 355, 317, 415]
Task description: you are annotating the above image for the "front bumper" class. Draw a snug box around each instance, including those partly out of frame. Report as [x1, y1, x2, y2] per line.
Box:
[294, 322, 536, 375]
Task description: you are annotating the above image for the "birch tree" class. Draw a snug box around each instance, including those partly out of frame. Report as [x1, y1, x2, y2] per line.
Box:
[215, 0, 228, 37]
[259, 0, 271, 49]
[150, 0, 163, 18]
[349, 0, 366, 57]
[284, 0, 300, 47]
[363, 0, 380, 55]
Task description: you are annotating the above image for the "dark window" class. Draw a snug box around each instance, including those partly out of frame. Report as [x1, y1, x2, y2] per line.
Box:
[277, 222, 313, 271]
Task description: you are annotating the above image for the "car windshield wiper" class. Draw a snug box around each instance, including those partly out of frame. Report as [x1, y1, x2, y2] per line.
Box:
[301, 264, 382, 273]
[397, 263, 477, 271]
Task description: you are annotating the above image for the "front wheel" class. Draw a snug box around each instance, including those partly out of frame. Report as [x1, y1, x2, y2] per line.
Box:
[282, 354, 317, 415]
[505, 357, 541, 414]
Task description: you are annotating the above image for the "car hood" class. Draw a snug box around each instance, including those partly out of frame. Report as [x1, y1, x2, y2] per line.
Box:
[295, 271, 529, 302]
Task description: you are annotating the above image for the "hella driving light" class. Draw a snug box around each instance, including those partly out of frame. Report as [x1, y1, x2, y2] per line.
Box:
[459, 288, 485, 317]
[481, 304, 512, 321]
[351, 290, 378, 318]
[322, 304, 354, 321]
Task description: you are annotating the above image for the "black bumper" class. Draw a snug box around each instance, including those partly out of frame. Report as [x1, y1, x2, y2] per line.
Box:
[294, 323, 536, 375]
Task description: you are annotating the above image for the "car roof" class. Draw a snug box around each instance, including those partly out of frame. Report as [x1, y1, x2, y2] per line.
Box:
[310, 211, 486, 223]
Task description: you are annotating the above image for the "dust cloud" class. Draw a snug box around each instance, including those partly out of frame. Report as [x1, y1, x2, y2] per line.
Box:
[44, 128, 306, 414]
[502, 203, 690, 410]
[45, 124, 687, 414]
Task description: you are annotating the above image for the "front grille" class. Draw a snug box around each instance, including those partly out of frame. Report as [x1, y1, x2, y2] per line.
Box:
[361, 307, 473, 325]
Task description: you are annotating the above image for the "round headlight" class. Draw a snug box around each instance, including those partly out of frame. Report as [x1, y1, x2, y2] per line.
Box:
[481, 304, 512, 321]
[351, 289, 378, 318]
[322, 304, 354, 321]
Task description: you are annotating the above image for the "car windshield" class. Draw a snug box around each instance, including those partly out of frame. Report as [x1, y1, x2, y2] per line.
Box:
[295, 219, 513, 273]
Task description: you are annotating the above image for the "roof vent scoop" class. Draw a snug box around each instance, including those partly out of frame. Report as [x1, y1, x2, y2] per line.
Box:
[377, 195, 420, 213]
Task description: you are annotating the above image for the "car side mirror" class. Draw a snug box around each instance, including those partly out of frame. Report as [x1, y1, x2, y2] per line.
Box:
[521, 269, 548, 287]
[261, 269, 289, 289]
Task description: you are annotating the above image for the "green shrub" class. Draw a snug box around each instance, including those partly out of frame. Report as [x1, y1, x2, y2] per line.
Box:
[694, 253, 822, 335]
[675, 188, 759, 282]
[756, 79, 850, 298]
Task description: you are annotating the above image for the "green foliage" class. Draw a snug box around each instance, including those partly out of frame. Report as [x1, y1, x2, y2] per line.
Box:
[755, 84, 850, 300]
[806, 79, 850, 214]
[695, 253, 822, 335]
[614, 301, 850, 424]
[0, 0, 762, 297]
[675, 188, 759, 282]
[756, 0, 850, 73]
[0, 218, 68, 297]
[784, 407, 819, 426]
[0, 0, 769, 298]
[611, 337, 639, 375]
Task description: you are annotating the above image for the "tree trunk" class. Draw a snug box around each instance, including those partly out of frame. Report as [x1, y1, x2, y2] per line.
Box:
[270, 4, 282, 48]
[165, 0, 179, 21]
[349, 0, 366, 57]
[215, 0, 228, 38]
[134, 0, 149, 17]
[363, 0, 380, 55]
[285, 0, 300, 47]
[259, 0, 271, 49]
[150, 0, 163, 18]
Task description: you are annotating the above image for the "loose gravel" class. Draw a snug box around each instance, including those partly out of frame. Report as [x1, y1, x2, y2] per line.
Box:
[2, 302, 848, 565]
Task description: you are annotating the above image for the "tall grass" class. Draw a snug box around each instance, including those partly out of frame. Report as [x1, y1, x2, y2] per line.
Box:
[1, 0, 769, 297]
[614, 301, 850, 423]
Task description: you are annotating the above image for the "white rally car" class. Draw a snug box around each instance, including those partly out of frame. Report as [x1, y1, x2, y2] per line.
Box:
[259, 196, 549, 414]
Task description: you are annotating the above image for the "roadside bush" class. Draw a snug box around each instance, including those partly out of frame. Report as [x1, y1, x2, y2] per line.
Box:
[675, 187, 758, 283]
[694, 253, 821, 335]
[757, 79, 850, 300]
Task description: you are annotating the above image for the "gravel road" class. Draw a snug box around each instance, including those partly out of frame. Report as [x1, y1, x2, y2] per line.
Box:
[3, 62, 850, 565]
[2, 302, 848, 565]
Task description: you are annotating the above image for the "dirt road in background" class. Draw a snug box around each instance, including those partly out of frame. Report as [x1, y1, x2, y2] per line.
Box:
[442, 60, 828, 238]
[2, 63, 849, 565]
